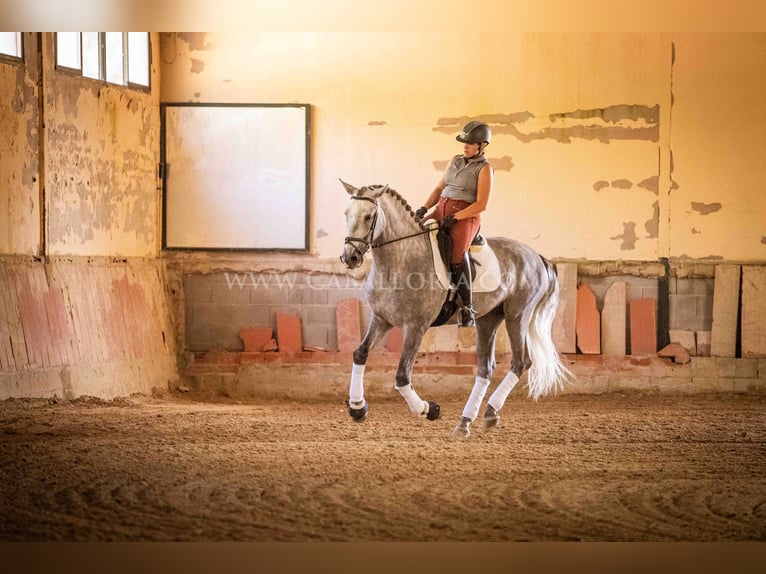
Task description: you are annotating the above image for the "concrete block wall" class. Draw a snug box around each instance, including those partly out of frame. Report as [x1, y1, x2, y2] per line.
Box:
[580, 274, 713, 353]
[182, 265, 761, 361]
[668, 277, 714, 332]
[184, 272, 368, 352]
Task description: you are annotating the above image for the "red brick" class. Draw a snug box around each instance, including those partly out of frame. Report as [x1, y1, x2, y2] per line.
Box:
[262, 338, 278, 352]
[276, 312, 302, 352]
[385, 327, 403, 353]
[630, 298, 657, 355]
[576, 284, 601, 354]
[336, 299, 361, 352]
[239, 327, 274, 352]
[657, 342, 691, 365]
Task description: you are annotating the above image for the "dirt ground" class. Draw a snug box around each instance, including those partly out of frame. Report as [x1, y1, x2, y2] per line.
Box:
[1, 389, 765, 542]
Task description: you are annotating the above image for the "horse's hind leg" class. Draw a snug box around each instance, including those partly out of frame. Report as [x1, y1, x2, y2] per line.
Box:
[454, 306, 504, 438]
[347, 313, 391, 421]
[483, 301, 535, 430]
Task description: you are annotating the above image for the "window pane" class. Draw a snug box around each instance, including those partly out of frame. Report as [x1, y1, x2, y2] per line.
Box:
[105, 32, 124, 84]
[56, 32, 81, 69]
[82, 32, 100, 79]
[0, 32, 22, 58]
[128, 32, 149, 86]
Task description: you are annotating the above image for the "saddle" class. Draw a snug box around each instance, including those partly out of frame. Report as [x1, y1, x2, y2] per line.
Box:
[436, 227, 483, 278]
[430, 227, 499, 327]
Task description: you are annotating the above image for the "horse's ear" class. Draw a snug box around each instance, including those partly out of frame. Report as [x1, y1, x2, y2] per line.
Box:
[371, 184, 389, 198]
[339, 179, 357, 195]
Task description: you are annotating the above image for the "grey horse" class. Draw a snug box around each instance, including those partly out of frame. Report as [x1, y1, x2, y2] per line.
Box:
[339, 180, 574, 437]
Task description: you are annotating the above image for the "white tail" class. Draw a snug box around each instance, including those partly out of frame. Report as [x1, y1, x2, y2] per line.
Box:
[525, 266, 576, 400]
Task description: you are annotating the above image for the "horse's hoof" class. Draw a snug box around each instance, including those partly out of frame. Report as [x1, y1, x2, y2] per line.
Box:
[453, 417, 471, 438]
[425, 401, 441, 421]
[483, 406, 499, 430]
[347, 400, 368, 421]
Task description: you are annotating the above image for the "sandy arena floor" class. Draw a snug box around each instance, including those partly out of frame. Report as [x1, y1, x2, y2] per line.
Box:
[1, 390, 764, 541]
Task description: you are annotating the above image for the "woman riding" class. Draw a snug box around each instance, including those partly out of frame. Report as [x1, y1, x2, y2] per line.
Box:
[416, 120, 494, 328]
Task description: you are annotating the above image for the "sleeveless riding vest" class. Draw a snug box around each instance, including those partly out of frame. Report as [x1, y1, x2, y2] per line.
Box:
[440, 153, 491, 203]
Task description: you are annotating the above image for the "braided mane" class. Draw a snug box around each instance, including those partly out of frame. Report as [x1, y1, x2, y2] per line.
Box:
[359, 184, 425, 229]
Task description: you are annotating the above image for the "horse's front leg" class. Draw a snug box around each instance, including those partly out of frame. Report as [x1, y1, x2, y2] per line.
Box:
[395, 324, 440, 421]
[347, 313, 391, 421]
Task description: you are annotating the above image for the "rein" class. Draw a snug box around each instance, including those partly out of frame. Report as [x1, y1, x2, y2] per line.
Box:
[344, 196, 437, 257]
[371, 225, 436, 249]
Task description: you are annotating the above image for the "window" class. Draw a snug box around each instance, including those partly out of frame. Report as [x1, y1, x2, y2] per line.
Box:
[55, 32, 150, 88]
[0, 32, 23, 60]
[162, 103, 311, 251]
[56, 32, 81, 69]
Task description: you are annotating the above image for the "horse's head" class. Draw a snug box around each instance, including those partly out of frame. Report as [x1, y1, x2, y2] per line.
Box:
[339, 179, 389, 269]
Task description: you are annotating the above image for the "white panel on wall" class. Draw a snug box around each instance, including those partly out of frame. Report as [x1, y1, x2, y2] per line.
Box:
[162, 103, 310, 250]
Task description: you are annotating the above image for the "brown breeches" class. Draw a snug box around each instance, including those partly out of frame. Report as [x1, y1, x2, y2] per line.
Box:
[430, 197, 481, 264]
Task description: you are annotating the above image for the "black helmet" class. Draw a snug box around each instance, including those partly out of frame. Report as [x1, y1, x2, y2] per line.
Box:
[456, 121, 491, 145]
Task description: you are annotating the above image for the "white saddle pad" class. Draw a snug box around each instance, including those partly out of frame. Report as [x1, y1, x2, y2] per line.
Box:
[428, 228, 502, 293]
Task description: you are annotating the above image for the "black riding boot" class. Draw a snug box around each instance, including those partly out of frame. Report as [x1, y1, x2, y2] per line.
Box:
[450, 256, 476, 328]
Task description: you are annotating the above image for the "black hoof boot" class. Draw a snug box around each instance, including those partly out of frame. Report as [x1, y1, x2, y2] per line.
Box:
[426, 401, 441, 421]
[346, 400, 368, 422]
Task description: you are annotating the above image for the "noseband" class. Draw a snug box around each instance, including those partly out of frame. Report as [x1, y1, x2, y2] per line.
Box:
[342, 196, 380, 262]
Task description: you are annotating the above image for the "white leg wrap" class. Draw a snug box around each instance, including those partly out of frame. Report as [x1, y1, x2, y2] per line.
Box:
[461, 376, 490, 421]
[488, 372, 519, 412]
[396, 384, 428, 416]
[349, 363, 366, 408]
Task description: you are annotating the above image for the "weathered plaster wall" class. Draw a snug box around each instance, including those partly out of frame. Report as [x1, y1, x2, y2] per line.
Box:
[44, 33, 162, 257]
[0, 257, 178, 400]
[670, 34, 766, 260]
[0, 33, 41, 255]
[0, 34, 180, 399]
[160, 32, 766, 263]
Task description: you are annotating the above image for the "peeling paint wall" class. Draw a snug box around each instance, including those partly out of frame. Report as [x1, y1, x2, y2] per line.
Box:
[0, 257, 178, 399]
[44, 33, 162, 257]
[0, 33, 41, 255]
[671, 34, 766, 260]
[0, 34, 179, 399]
[160, 32, 766, 262]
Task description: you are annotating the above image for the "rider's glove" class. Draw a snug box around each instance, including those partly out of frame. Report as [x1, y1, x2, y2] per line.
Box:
[415, 206, 428, 220]
[441, 215, 457, 230]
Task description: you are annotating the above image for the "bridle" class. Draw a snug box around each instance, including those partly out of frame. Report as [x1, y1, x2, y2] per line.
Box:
[342, 196, 380, 263]
[341, 195, 437, 264]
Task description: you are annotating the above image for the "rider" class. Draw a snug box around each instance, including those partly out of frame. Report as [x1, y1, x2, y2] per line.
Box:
[416, 120, 494, 328]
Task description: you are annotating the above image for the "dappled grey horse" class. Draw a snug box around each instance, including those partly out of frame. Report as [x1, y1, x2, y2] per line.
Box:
[339, 180, 574, 437]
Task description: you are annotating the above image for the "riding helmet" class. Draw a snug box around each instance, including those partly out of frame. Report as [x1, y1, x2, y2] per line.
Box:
[456, 121, 491, 145]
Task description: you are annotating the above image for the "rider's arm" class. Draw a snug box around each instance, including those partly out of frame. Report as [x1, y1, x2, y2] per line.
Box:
[423, 174, 446, 209]
[454, 164, 492, 220]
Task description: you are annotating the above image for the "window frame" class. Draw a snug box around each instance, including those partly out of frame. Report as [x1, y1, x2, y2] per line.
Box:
[160, 102, 312, 253]
[54, 32, 151, 93]
[0, 32, 24, 64]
